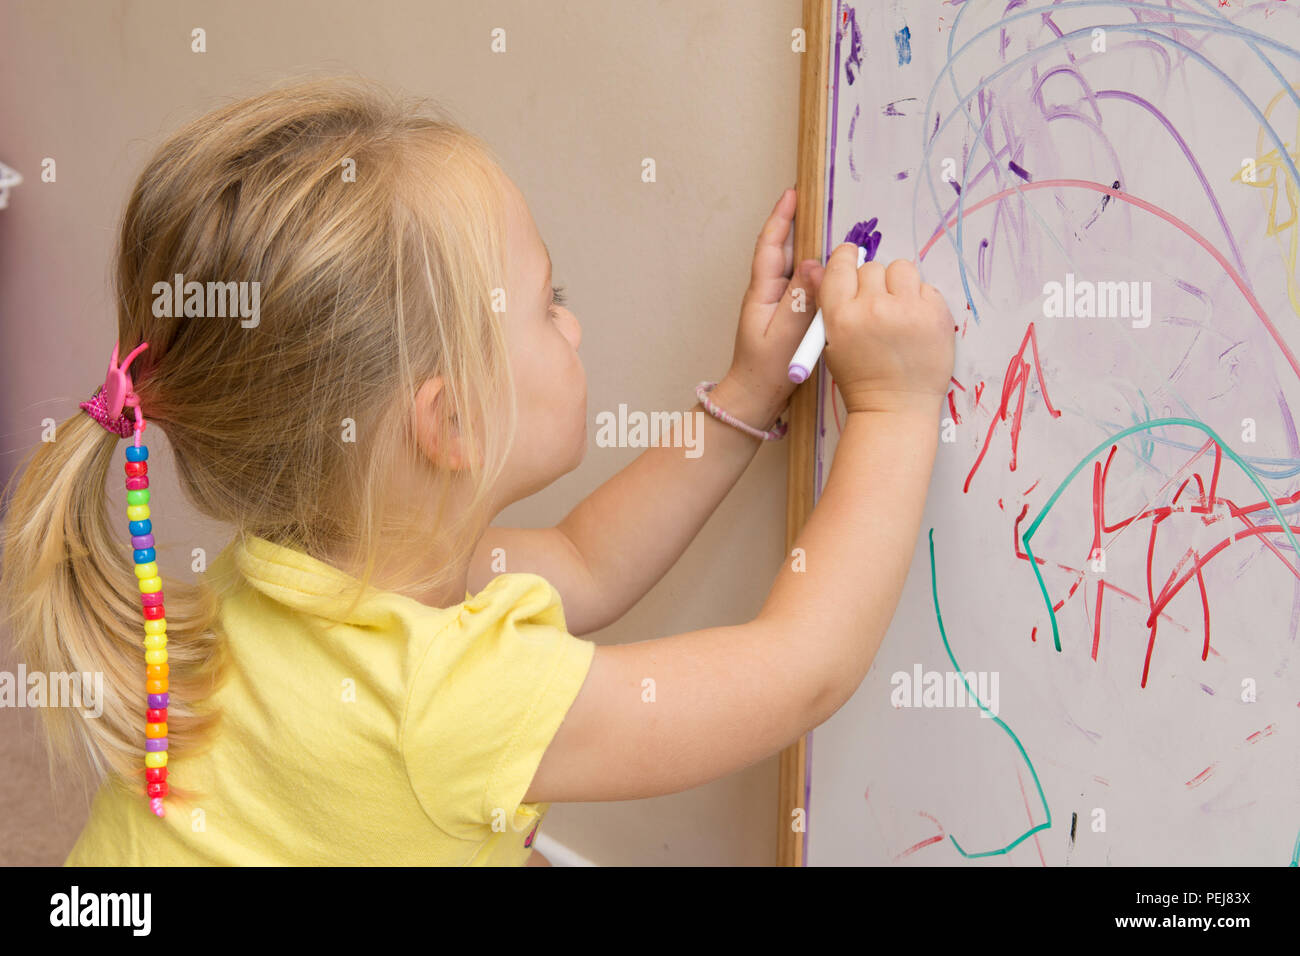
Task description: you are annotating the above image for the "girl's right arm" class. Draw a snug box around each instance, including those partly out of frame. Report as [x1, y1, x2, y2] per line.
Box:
[525, 250, 956, 805]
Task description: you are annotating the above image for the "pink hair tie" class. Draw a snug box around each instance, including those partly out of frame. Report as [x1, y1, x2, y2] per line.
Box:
[695, 381, 788, 441]
[79, 341, 149, 439]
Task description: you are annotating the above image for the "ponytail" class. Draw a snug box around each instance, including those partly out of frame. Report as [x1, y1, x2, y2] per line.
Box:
[0, 388, 224, 812]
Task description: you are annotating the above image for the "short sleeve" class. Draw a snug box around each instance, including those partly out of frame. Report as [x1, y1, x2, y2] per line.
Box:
[400, 573, 596, 841]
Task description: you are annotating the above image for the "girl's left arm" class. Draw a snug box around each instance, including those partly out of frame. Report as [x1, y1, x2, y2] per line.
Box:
[470, 189, 826, 636]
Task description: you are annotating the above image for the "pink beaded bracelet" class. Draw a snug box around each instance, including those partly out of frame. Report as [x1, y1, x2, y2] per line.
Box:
[695, 381, 789, 441]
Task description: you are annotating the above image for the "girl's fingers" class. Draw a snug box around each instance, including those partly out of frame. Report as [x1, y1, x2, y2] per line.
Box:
[818, 242, 861, 316]
[885, 258, 921, 297]
[802, 260, 825, 292]
[750, 188, 797, 299]
[779, 263, 819, 331]
[782, 216, 795, 279]
[858, 260, 888, 298]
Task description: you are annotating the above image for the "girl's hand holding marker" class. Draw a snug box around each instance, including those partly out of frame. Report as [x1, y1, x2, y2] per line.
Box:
[818, 237, 956, 418]
[789, 215, 955, 420]
[788, 217, 880, 383]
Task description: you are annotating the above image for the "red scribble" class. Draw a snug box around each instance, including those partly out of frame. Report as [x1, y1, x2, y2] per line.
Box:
[1185, 763, 1217, 788]
[964, 322, 1062, 493]
[892, 811, 946, 861]
[947, 377, 965, 425]
[1015, 766, 1048, 867]
[1245, 723, 1277, 744]
[1012, 504, 1191, 636]
[922, 181, 1300, 691]
[828, 372, 845, 436]
[1024, 431, 1300, 685]
[1031, 625, 1037, 642]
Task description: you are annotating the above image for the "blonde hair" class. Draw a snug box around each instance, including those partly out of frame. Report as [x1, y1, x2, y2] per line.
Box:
[0, 76, 518, 796]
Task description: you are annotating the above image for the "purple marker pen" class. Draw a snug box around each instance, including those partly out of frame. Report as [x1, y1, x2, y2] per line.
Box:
[788, 218, 881, 383]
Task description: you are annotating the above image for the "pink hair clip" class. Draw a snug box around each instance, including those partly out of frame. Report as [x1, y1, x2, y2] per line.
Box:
[79, 341, 149, 441]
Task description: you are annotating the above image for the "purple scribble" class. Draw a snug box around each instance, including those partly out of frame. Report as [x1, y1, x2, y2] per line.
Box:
[843, 5, 863, 85]
[848, 103, 860, 181]
[1084, 179, 1122, 231]
[1200, 683, 1215, 695]
[845, 217, 881, 260]
[1100, 178, 1120, 211]
[950, 179, 962, 195]
[1008, 159, 1031, 181]
[883, 97, 919, 117]
[930, 111, 940, 142]
[1066, 716, 1102, 742]
[896, 170, 909, 180]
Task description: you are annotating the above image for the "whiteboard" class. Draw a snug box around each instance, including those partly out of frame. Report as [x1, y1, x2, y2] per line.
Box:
[807, 0, 1300, 866]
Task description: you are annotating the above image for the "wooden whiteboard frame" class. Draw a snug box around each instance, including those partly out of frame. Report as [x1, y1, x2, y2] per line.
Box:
[778, 0, 833, 868]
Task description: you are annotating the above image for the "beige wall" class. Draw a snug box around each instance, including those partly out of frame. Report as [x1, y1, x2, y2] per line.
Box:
[0, 0, 802, 865]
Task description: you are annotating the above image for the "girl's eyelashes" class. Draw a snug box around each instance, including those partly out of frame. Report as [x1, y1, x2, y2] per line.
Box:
[549, 283, 567, 315]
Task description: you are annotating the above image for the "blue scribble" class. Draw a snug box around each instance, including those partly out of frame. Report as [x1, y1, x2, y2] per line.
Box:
[894, 24, 912, 65]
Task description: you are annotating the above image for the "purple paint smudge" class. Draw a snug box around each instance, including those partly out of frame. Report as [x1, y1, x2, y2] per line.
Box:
[848, 102, 860, 181]
[896, 170, 909, 180]
[883, 97, 918, 117]
[1100, 179, 1120, 210]
[1200, 683, 1215, 695]
[843, 5, 863, 85]
[1008, 159, 1031, 181]
[845, 217, 882, 260]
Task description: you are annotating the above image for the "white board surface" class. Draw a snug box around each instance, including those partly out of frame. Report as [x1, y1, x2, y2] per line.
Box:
[807, 0, 1300, 867]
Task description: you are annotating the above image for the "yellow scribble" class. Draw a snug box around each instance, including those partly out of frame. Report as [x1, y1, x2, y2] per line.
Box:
[1232, 87, 1300, 316]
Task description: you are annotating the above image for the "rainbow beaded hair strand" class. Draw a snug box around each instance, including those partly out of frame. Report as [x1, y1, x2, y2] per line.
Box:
[79, 341, 170, 817]
[131, 439, 171, 817]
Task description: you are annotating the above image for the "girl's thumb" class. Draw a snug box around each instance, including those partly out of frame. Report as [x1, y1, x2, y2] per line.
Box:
[818, 242, 859, 316]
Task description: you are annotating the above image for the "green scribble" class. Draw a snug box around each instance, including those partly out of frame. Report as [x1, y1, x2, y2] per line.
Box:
[928, 527, 1052, 858]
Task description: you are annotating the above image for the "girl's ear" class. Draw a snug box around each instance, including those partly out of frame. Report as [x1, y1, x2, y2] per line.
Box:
[413, 376, 467, 470]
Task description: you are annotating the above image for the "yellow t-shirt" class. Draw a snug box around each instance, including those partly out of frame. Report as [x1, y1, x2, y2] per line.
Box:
[64, 533, 595, 865]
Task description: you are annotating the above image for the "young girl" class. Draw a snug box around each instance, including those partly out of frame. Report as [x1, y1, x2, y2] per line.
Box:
[0, 77, 954, 865]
